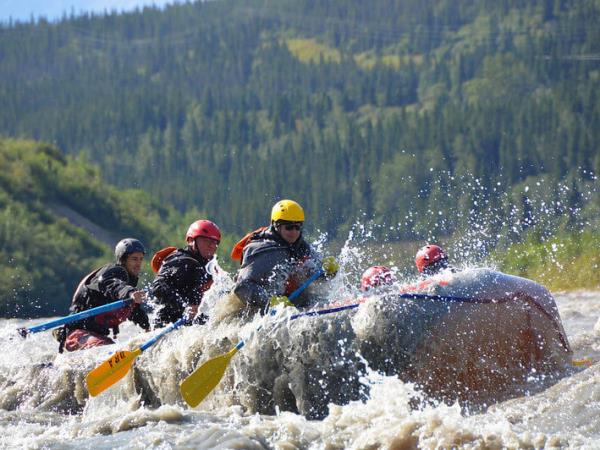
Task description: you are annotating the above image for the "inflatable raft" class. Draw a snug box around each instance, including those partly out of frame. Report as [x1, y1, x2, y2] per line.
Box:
[352, 268, 572, 407]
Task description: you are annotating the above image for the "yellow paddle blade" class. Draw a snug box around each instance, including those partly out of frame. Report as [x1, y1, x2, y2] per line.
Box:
[180, 347, 240, 407]
[86, 348, 142, 397]
[572, 357, 594, 367]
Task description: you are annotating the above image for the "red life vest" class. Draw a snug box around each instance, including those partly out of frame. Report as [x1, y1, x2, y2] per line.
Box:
[94, 303, 135, 329]
[151, 246, 178, 273]
[282, 254, 314, 295]
[230, 226, 268, 263]
[70, 266, 137, 333]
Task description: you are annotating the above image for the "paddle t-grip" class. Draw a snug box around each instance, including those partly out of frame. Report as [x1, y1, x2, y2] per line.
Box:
[17, 327, 28, 338]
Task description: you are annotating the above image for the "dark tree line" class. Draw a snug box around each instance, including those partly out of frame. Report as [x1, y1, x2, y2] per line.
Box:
[0, 0, 598, 241]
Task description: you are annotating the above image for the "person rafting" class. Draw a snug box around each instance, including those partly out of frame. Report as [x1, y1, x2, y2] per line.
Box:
[150, 219, 221, 327]
[55, 238, 150, 353]
[231, 199, 339, 315]
[360, 265, 396, 292]
[415, 244, 452, 275]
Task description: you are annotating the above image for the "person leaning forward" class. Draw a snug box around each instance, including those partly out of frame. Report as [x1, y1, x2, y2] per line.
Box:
[55, 238, 150, 353]
[150, 219, 221, 327]
[231, 199, 339, 315]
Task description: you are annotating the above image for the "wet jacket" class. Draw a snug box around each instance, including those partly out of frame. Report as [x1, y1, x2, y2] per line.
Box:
[233, 225, 321, 313]
[150, 246, 213, 327]
[69, 263, 150, 337]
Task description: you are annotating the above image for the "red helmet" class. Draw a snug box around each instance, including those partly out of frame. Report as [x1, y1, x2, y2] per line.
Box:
[186, 220, 221, 243]
[360, 266, 395, 291]
[415, 244, 447, 273]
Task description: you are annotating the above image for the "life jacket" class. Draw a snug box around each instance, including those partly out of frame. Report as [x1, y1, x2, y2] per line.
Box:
[73, 266, 136, 333]
[151, 246, 178, 273]
[56, 265, 136, 353]
[240, 226, 312, 296]
[284, 276, 301, 296]
[151, 246, 213, 312]
[93, 303, 135, 330]
[282, 253, 316, 295]
[153, 246, 214, 293]
[398, 277, 450, 293]
[230, 226, 268, 263]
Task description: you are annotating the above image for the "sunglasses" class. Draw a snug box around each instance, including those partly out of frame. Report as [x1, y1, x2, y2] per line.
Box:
[281, 223, 303, 231]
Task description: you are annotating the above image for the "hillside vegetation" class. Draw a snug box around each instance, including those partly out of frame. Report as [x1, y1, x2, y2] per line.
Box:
[0, 0, 599, 306]
[0, 138, 235, 317]
[1, 0, 597, 239]
[497, 231, 600, 292]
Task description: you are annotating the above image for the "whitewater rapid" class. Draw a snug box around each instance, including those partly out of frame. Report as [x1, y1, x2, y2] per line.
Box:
[1, 285, 599, 449]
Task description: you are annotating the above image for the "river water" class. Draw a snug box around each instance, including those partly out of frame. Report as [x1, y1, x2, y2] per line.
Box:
[1, 280, 599, 449]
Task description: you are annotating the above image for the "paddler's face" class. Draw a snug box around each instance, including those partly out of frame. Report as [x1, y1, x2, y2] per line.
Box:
[277, 222, 303, 244]
[124, 252, 144, 277]
[195, 236, 219, 260]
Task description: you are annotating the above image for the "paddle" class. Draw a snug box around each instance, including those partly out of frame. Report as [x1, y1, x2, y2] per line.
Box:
[289, 269, 325, 303]
[17, 299, 133, 338]
[572, 357, 594, 367]
[180, 269, 324, 407]
[179, 301, 361, 408]
[86, 317, 187, 397]
[269, 268, 325, 313]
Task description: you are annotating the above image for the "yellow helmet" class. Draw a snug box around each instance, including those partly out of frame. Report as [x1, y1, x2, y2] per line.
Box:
[271, 199, 305, 222]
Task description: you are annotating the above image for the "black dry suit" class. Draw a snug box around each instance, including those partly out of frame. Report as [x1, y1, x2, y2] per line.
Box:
[57, 263, 150, 352]
[233, 225, 320, 313]
[150, 246, 213, 327]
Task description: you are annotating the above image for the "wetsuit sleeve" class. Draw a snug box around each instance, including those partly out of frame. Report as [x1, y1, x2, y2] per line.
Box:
[129, 304, 150, 331]
[186, 265, 210, 306]
[233, 247, 290, 310]
[97, 266, 136, 301]
[151, 272, 172, 303]
[151, 256, 209, 306]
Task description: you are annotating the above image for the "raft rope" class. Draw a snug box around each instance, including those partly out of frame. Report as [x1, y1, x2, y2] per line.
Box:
[322, 291, 572, 353]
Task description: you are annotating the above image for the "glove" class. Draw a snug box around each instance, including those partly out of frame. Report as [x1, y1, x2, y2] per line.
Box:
[193, 313, 209, 325]
[322, 256, 339, 277]
[270, 295, 295, 308]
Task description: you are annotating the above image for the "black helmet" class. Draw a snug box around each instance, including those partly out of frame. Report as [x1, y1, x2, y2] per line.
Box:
[115, 238, 146, 263]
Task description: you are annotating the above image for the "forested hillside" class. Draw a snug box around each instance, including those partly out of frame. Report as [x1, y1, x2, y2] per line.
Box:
[1, 0, 599, 288]
[0, 138, 234, 317]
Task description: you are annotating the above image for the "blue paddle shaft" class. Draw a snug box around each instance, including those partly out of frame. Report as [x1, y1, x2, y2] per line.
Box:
[269, 269, 325, 316]
[286, 292, 478, 322]
[140, 317, 187, 352]
[288, 269, 324, 303]
[21, 299, 132, 335]
[289, 302, 360, 321]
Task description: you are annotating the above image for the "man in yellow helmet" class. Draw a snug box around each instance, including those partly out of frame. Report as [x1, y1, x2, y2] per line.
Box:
[232, 199, 338, 315]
